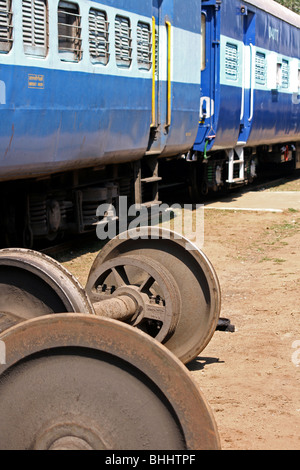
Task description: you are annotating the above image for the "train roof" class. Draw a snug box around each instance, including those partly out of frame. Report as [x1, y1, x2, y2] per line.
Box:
[245, 0, 300, 28]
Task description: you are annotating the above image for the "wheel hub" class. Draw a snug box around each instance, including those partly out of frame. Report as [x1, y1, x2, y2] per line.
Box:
[34, 419, 107, 450]
[88, 254, 181, 343]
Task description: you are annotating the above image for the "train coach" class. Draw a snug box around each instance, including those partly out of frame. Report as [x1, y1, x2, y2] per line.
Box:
[0, 0, 299, 247]
[187, 0, 300, 199]
[0, 0, 202, 246]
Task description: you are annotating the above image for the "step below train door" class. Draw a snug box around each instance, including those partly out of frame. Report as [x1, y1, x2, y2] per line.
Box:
[132, 0, 167, 207]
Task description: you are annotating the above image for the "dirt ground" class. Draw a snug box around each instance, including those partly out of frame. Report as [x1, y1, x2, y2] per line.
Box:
[189, 207, 300, 450]
[57, 178, 300, 451]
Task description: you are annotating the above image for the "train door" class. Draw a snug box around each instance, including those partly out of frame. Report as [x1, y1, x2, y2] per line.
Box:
[147, 0, 202, 155]
[238, 9, 256, 145]
[147, 0, 168, 154]
[197, 3, 218, 150]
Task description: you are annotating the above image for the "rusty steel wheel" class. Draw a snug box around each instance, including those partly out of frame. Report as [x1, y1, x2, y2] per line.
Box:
[0, 248, 94, 333]
[86, 254, 181, 343]
[86, 227, 221, 365]
[0, 314, 220, 450]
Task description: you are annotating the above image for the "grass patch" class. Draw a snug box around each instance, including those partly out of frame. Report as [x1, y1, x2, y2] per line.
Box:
[259, 256, 273, 263]
[259, 256, 286, 264]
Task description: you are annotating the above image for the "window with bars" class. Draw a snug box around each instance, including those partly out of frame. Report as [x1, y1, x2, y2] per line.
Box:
[58, 1, 82, 62]
[0, 0, 13, 53]
[115, 15, 132, 68]
[255, 52, 266, 85]
[282, 59, 289, 89]
[276, 62, 282, 88]
[22, 0, 48, 57]
[225, 42, 238, 81]
[137, 21, 151, 71]
[88, 8, 109, 65]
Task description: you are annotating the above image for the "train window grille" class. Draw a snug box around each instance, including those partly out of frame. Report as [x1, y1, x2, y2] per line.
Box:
[89, 8, 109, 65]
[225, 43, 238, 81]
[22, 0, 48, 58]
[0, 0, 13, 53]
[255, 52, 266, 85]
[276, 62, 282, 88]
[58, 1, 82, 62]
[115, 15, 132, 68]
[281, 60, 289, 89]
[137, 21, 151, 71]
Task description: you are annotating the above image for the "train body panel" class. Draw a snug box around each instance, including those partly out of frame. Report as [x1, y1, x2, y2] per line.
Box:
[0, 0, 202, 181]
[0, 63, 152, 180]
[195, 0, 300, 154]
[0, 0, 202, 245]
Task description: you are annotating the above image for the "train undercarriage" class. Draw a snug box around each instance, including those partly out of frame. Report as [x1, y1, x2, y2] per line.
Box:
[0, 142, 298, 248]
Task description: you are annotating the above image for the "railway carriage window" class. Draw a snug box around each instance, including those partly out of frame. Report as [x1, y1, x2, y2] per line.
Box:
[201, 13, 206, 71]
[225, 43, 238, 81]
[58, 1, 82, 62]
[137, 21, 151, 71]
[115, 15, 132, 68]
[22, 0, 48, 58]
[0, 0, 13, 53]
[255, 52, 266, 85]
[276, 62, 282, 88]
[282, 60, 289, 89]
[89, 8, 109, 65]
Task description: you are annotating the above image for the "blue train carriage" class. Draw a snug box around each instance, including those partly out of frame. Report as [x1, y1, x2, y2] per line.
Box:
[0, 0, 202, 246]
[189, 0, 300, 198]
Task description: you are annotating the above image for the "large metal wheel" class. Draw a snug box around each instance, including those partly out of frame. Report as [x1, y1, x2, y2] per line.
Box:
[0, 314, 220, 450]
[86, 227, 221, 364]
[0, 248, 94, 333]
[87, 254, 181, 343]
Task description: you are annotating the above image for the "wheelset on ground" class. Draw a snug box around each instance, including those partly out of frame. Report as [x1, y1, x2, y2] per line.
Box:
[0, 228, 221, 450]
[0, 314, 220, 450]
[85, 227, 221, 365]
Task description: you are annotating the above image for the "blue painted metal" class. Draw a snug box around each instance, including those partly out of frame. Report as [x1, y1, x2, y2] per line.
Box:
[0, 0, 202, 182]
[238, 9, 256, 145]
[195, 0, 300, 155]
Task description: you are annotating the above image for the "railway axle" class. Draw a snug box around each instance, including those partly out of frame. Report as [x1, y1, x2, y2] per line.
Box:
[0, 227, 221, 450]
[86, 227, 221, 364]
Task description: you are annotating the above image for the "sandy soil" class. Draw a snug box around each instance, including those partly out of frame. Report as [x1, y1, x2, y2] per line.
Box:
[188, 207, 300, 450]
[58, 183, 300, 451]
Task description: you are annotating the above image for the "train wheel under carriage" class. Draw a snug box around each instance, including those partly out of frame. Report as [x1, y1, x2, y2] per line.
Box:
[0, 314, 221, 450]
[86, 227, 221, 365]
[0, 248, 94, 332]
